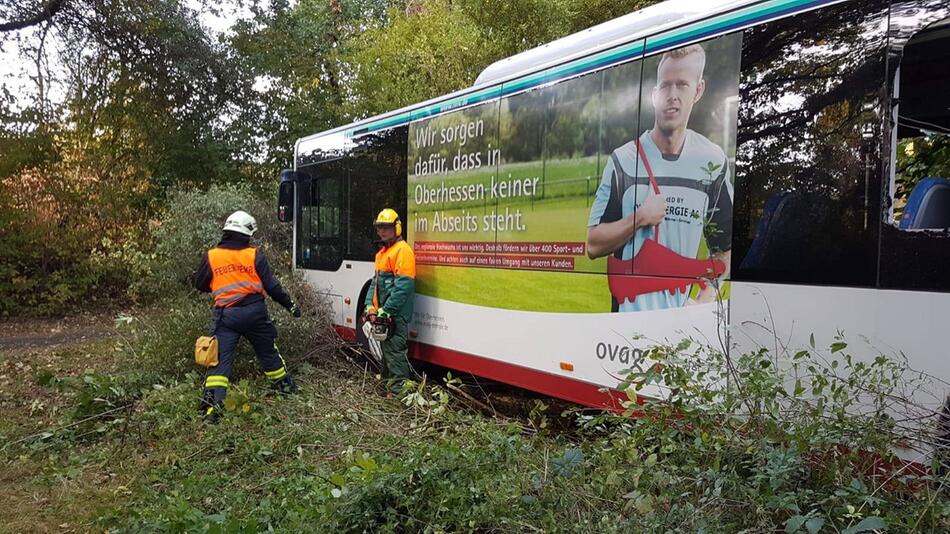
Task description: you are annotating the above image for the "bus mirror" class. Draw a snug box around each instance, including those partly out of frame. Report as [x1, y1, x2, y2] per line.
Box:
[278, 170, 295, 223]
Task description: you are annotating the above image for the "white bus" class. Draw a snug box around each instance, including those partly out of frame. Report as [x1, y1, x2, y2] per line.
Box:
[277, 0, 950, 415]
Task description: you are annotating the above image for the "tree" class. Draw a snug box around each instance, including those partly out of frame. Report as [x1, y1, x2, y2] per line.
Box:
[0, 0, 66, 33]
[342, 0, 488, 118]
[0, 0, 247, 312]
[229, 0, 393, 171]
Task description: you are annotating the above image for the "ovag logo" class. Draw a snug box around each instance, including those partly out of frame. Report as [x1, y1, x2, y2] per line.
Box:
[595, 342, 647, 372]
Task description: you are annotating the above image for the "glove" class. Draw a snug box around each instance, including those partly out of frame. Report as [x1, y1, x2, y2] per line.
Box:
[362, 305, 377, 323]
[289, 303, 302, 318]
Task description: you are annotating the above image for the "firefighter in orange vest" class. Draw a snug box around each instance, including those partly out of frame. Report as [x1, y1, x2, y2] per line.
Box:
[193, 210, 301, 421]
[363, 208, 416, 391]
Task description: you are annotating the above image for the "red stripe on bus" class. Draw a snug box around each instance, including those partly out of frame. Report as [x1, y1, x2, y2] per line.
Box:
[409, 342, 629, 412]
[332, 326, 628, 411]
[334, 325, 358, 342]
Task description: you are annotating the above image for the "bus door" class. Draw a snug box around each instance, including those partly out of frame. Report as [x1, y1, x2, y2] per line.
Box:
[296, 160, 346, 325]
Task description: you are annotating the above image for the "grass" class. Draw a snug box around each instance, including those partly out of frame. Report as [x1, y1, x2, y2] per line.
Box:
[0, 331, 586, 533]
[412, 195, 614, 312]
[0, 337, 125, 533]
[417, 265, 611, 313]
[2, 310, 950, 533]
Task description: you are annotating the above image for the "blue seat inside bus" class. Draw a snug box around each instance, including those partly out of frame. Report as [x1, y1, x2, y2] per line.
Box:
[739, 191, 791, 270]
[738, 191, 816, 271]
[899, 177, 950, 230]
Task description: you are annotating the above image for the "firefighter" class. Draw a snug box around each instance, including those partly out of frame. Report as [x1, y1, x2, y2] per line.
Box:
[193, 210, 301, 422]
[363, 208, 416, 392]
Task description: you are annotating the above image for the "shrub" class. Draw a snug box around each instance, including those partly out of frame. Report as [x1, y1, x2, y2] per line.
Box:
[126, 183, 296, 302]
[129, 184, 251, 301]
[581, 336, 950, 532]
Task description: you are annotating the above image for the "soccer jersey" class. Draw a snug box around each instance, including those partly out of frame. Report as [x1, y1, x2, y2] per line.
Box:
[588, 129, 733, 311]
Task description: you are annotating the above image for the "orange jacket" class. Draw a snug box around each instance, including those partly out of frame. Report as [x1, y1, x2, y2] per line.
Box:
[365, 239, 415, 321]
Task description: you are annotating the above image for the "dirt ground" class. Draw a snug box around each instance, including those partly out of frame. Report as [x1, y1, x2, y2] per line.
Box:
[0, 312, 117, 352]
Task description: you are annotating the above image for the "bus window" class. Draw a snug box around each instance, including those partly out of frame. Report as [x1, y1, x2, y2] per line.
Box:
[880, 2, 950, 292]
[297, 158, 345, 271]
[596, 57, 642, 281]
[407, 99, 501, 278]
[348, 126, 408, 261]
[731, 0, 889, 288]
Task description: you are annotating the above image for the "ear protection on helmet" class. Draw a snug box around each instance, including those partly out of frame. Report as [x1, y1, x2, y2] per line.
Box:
[374, 208, 402, 237]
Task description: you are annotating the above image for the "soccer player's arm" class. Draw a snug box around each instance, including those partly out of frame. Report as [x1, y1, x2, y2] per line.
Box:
[586, 158, 665, 259]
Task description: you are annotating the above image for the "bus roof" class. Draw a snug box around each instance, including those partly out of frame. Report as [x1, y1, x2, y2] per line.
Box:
[473, 0, 752, 86]
[296, 0, 839, 153]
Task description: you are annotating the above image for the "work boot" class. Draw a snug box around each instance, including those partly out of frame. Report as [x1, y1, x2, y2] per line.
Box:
[197, 388, 216, 413]
[197, 389, 223, 423]
[203, 405, 222, 424]
[270, 375, 298, 395]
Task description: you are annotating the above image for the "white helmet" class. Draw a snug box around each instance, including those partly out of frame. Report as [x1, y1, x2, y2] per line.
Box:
[223, 210, 258, 236]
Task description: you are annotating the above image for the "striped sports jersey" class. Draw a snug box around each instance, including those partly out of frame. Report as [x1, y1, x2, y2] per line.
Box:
[589, 130, 733, 311]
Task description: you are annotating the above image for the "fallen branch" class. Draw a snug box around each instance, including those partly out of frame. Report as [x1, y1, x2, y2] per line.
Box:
[3, 403, 133, 450]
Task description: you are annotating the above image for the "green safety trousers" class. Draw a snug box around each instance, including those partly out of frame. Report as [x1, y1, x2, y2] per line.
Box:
[381, 317, 412, 391]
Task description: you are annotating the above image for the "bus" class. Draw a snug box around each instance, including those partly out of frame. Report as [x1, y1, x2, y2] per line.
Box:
[276, 0, 950, 421]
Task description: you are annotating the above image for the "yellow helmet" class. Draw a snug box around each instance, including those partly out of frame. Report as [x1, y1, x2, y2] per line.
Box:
[373, 208, 402, 237]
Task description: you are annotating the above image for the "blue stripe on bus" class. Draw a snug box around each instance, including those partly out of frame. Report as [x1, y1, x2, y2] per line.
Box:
[645, 0, 841, 52]
[341, 0, 835, 137]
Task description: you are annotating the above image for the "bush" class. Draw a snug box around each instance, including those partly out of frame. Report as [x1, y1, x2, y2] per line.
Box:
[0, 196, 127, 316]
[112, 296, 336, 388]
[114, 297, 213, 382]
[578, 337, 950, 532]
[126, 183, 296, 303]
[0, 179, 290, 315]
[128, 184, 246, 301]
[315, 431, 535, 533]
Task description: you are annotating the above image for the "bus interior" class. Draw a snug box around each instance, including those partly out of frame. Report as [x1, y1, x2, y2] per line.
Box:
[894, 16, 950, 230]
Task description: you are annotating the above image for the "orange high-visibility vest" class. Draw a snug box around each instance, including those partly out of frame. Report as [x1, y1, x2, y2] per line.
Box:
[208, 247, 264, 308]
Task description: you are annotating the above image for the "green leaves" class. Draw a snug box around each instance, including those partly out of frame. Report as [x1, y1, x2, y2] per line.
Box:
[841, 516, 886, 534]
[8, 327, 949, 532]
[549, 447, 584, 478]
[785, 514, 825, 534]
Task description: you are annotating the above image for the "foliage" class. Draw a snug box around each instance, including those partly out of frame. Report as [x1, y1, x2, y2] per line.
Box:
[128, 184, 253, 301]
[598, 336, 950, 532]
[0, 0, 251, 315]
[110, 292, 332, 390]
[565, 0, 658, 34]
[5, 326, 950, 532]
[342, 0, 488, 118]
[340, 0, 663, 119]
[228, 0, 393, 171]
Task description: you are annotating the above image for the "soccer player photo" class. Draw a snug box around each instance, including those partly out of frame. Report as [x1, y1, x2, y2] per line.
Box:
[587, 36, 741, 312]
